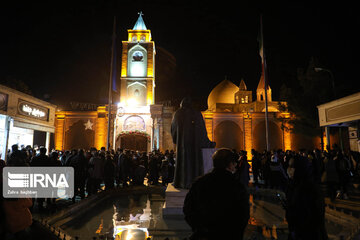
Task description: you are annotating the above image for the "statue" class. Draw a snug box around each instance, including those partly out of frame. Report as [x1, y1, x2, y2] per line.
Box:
[171, 97, 215, 189]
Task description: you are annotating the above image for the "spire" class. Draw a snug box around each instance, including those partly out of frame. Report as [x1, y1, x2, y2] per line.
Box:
[133, 11, 147, 30]
[239, 78, 247, 91]
[256, 67, 272, 102]
[257, 65, 270, 90]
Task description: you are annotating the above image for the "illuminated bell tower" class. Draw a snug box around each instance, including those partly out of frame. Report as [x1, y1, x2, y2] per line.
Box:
[120, 12, 155, 106]
[115, 12, 156, 152]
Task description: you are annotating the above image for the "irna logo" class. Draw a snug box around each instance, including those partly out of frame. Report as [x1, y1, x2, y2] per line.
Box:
[8, 172, 69, 188]
[3, 167, 74, 198]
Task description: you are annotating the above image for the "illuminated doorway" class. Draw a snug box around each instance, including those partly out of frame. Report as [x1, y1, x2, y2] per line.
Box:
[118, 134, 148, 152]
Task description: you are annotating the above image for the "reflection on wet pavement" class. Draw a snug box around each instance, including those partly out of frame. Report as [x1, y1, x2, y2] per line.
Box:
[42, 188, 360, 240]
[57, 192, 288, 239]
[112, 195, 151, 239]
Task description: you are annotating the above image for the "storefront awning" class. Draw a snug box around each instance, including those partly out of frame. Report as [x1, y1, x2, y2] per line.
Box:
[317, 92, 360, 127]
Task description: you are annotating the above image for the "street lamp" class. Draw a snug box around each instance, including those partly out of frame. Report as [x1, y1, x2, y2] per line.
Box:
[314, 67, 336, 97]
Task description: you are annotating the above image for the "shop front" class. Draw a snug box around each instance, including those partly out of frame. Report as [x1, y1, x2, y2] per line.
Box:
[0, 84, 56, 160]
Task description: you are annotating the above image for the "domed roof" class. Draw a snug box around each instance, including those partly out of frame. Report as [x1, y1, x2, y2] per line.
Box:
[207, 79, 239, 110]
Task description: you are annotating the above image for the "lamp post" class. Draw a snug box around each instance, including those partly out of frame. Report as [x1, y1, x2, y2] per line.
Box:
[314, 67, 336, 97]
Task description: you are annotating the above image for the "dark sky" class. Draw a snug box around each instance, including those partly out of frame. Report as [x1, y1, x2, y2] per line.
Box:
[1, 1, 359, 110]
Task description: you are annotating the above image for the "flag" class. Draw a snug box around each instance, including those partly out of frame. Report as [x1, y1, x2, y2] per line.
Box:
[258, 14, 268, 90]
[258, 18, 264, 64]
[259, 14, 270, 151]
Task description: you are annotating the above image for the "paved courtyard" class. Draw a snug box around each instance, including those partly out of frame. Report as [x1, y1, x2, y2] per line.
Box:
[28, 182, 360, 240]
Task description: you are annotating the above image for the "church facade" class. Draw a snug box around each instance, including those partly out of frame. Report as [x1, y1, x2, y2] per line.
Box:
[203, 76, 291, 156]
[54, 13, 325, 154]
[202, 72, 323, 156]
[54, 14, 174, 152]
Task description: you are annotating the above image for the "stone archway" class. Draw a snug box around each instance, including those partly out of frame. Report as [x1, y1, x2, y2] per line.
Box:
[253, 120, 282, 152]
[65, 119, 94, 150]
[214, 120, 243, 151]
[116, 134, 148, 152]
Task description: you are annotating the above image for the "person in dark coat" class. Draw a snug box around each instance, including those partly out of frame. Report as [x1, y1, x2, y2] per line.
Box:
[30, 147, 50, 209]
[7, 145, 27, 166]
[235, 150, 250, 187]
[104, 153, 115, 190]
[139, 151, 148, 172]
[119, 150, 132, 187]
[285, 156, 328, 240]
[68, 149, 88, 200]
[251, 149, 261, 184]
[148, 152, 160, 185]
[334, 150, 351, 199]
[65, 149, 77, 166]
[132, 155, 146, 186]
[30, 147, 49, 166]
[160, 156, 170, 186]
[269, 152, 288, 190]
[183, 148, 250, 240]
[171, 97, 215, 189]
[322, 151, 339, 201]
[49, 151, 62, 166]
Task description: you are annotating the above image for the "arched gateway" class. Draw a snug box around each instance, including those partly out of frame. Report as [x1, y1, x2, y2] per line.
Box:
[116, 133, 148, 152]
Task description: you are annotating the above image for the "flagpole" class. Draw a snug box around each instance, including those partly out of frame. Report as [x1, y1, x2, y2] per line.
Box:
[107, 16, 116, 151]
[260, 14, 270, 152]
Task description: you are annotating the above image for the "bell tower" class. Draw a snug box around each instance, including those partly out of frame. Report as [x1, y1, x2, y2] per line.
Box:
[115, 12, 157, 153]
[120, 12, 155, 107]
[235, 79, 253, 104]
[256, 67, 272, 102]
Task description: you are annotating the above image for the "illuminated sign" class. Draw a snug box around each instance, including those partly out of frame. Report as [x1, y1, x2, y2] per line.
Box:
[17, 99, 49, 121]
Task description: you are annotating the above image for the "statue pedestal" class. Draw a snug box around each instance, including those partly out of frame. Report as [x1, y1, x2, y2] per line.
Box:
[163, 148, 216, 216]
[202, 148, 216, 173]
[162, 183, 188, 216]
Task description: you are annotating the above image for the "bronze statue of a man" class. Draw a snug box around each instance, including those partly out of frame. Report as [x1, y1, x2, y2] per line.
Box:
[171, 97, 215, 189]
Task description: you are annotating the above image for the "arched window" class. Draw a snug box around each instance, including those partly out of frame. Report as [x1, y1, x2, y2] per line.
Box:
[134, 89, 140, 96]
[128, 45, 147, 77]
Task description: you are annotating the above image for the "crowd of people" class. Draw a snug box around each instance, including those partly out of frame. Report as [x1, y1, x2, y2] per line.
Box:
[0, 144, 177, 239]
[184, 147, 360, 240]
[1, 143, 360, 239]
[248, 146, 360, 200]
[4, 144, 176, 199]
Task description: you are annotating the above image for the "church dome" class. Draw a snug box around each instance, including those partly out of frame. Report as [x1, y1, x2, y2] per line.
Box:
[207, 79, 239, 110]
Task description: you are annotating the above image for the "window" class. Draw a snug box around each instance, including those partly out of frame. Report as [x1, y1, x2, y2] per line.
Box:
[241, 98, 245, 103]
[134, 89, 140, 97]
[245, 96, 248, 103]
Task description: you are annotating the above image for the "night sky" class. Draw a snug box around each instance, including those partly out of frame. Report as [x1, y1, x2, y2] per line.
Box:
[1, 1, 359, 110]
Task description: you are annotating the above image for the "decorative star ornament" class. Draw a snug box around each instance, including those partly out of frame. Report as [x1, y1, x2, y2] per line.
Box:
[84, 119, 93, 130]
